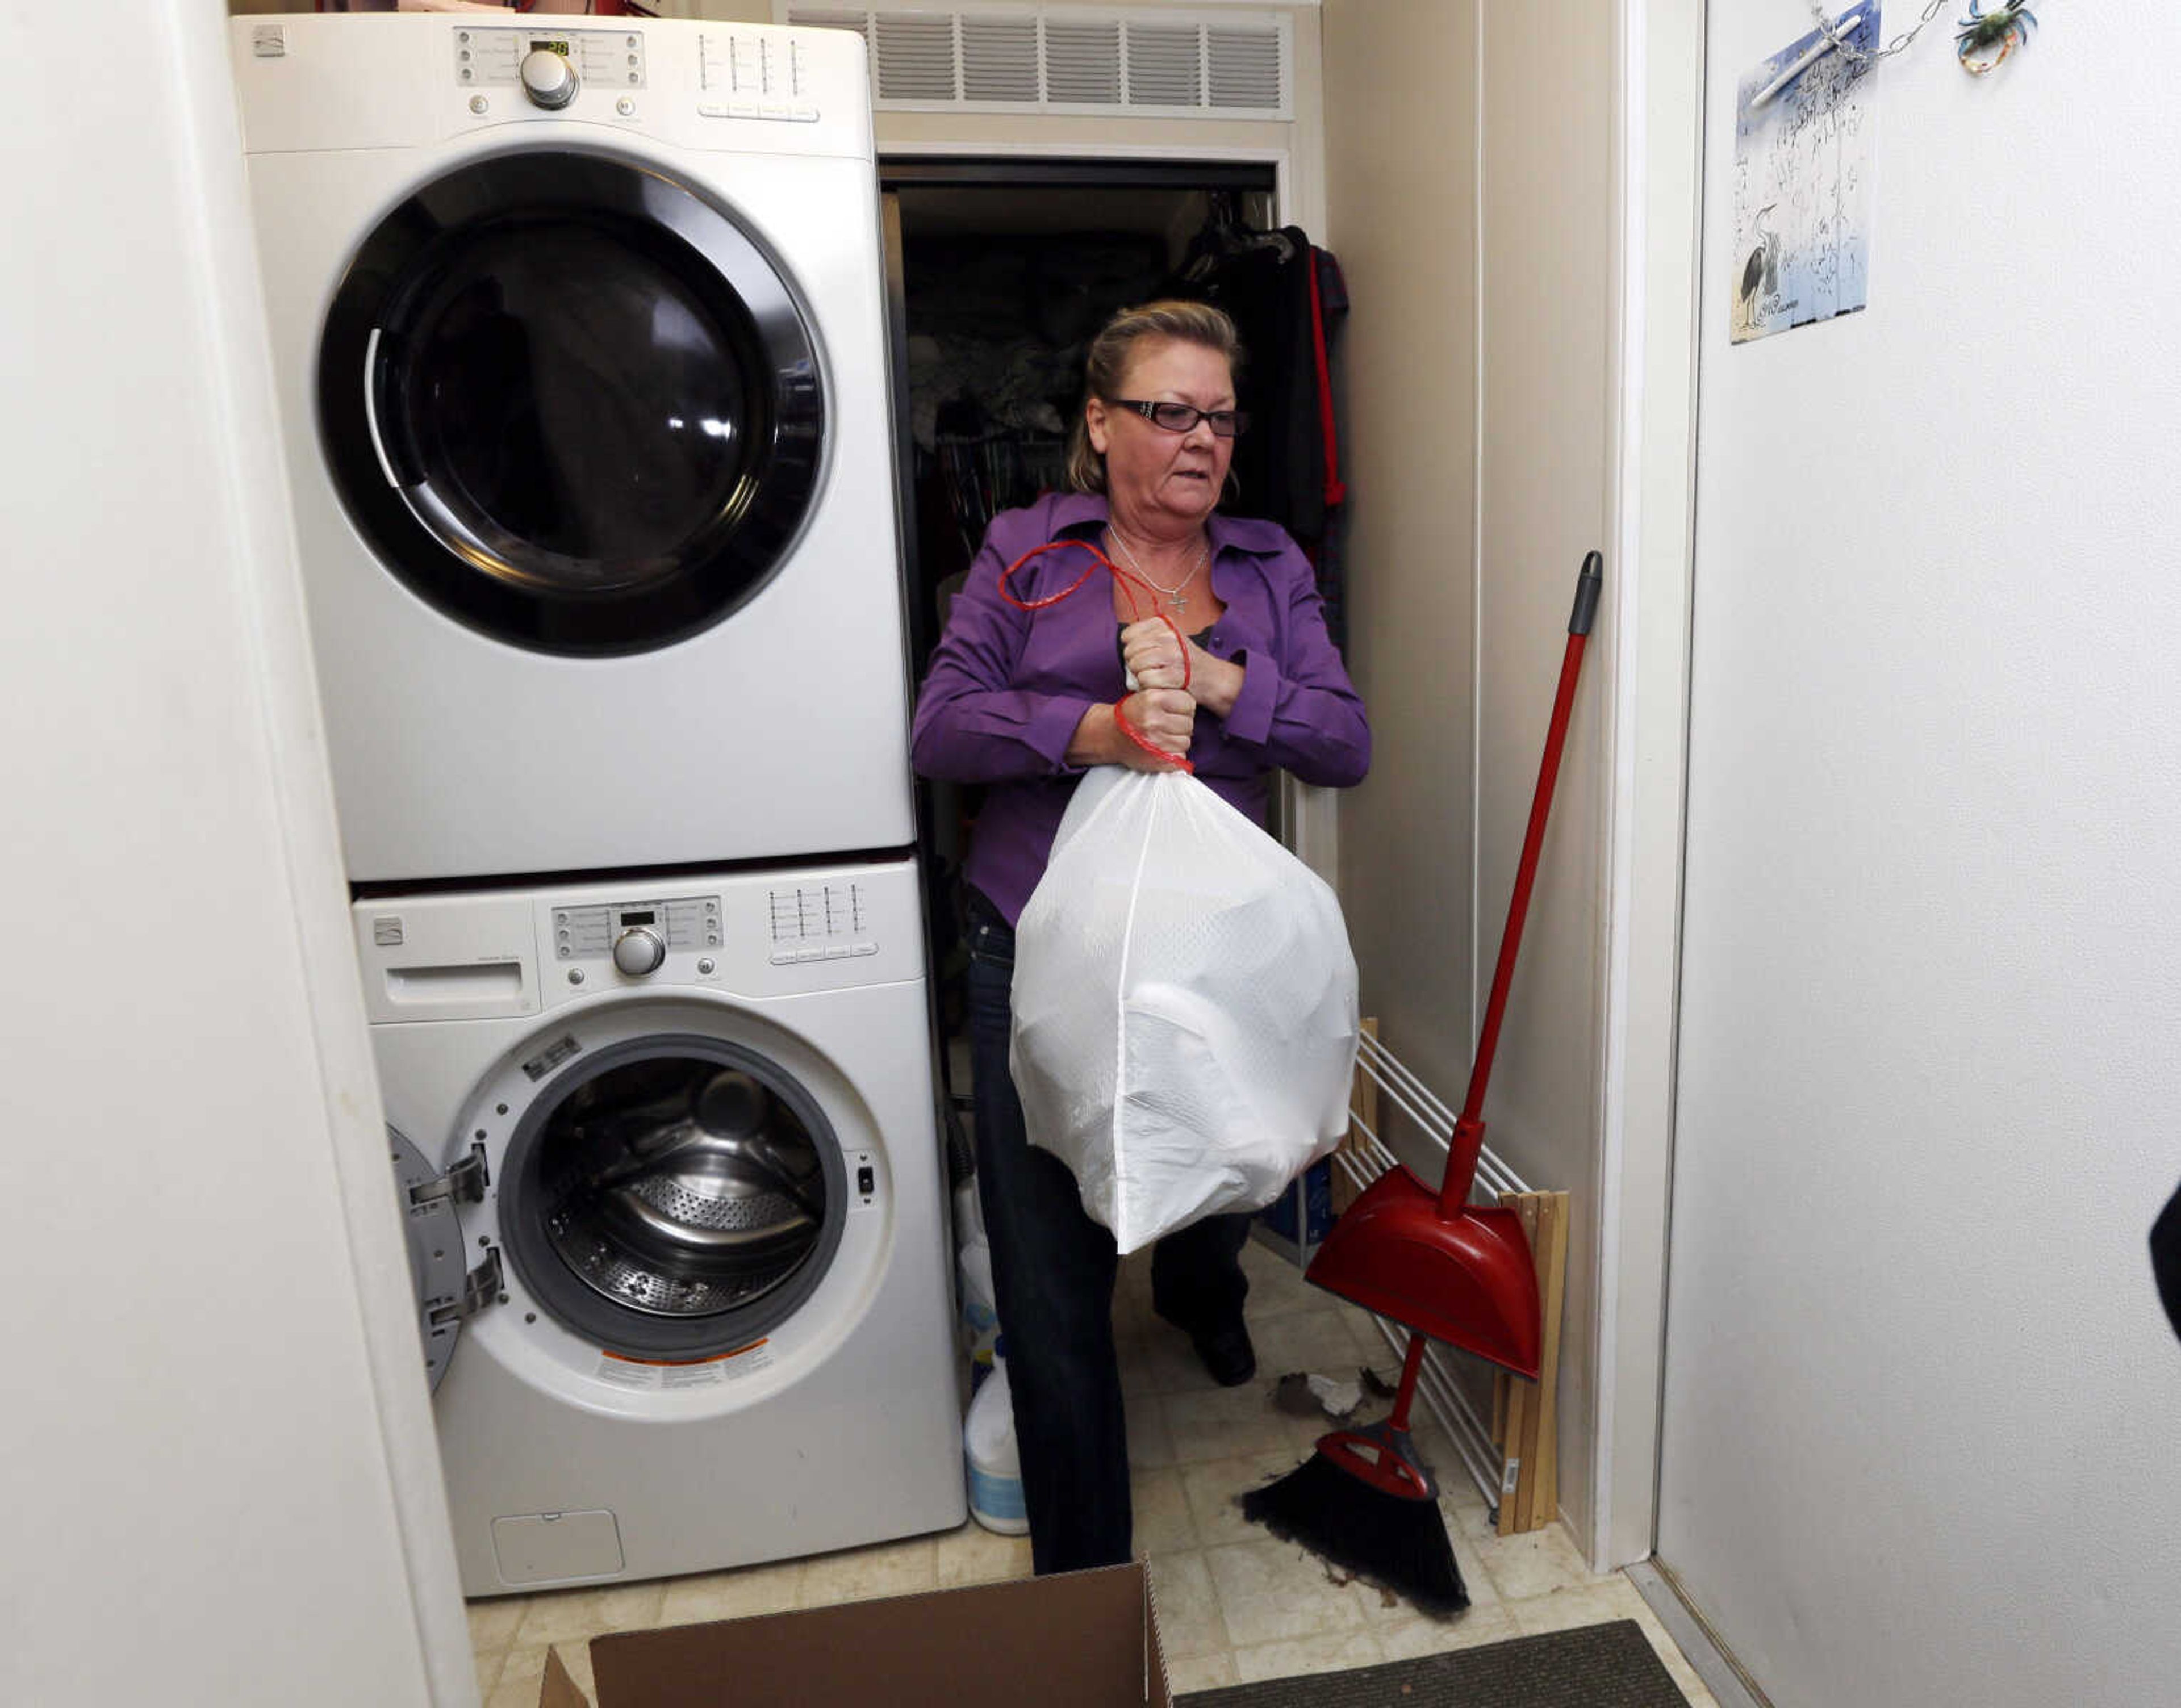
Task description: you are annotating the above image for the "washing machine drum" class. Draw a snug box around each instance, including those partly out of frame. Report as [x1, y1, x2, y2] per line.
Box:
[501, 1037, 848, 1358]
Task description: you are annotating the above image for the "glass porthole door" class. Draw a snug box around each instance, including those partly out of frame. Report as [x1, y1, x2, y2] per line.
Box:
[495, 1036, 847, 1360]
[319, 150, 825, 655]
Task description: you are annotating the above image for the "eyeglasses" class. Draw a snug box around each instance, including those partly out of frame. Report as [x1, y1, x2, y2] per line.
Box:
[1106, 398, 1251, 438]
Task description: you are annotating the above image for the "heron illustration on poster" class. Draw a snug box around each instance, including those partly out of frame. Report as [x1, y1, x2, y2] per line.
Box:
[1732, 7, 1878, 344]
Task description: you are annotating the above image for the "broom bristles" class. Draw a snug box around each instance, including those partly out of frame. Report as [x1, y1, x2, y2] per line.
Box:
[1240, 1449, 1469, 1618]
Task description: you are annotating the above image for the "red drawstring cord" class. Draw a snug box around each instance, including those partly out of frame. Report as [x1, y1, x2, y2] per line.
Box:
[998, 537, 1196, 774]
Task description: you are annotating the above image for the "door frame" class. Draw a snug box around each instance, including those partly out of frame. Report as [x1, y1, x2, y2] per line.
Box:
[1589, 0, 1706, 1573]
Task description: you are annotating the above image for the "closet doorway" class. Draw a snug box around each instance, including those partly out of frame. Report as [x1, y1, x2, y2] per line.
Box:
[878, 157, 1288, 1071]
[879, 158, 1281, 665]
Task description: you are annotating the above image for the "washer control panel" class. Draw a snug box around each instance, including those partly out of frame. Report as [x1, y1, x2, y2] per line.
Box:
[453, 26, 646, 91]
[353, 863, 917, 1024]
[766, 880, 878, 967]
[554, 895, 720, 975]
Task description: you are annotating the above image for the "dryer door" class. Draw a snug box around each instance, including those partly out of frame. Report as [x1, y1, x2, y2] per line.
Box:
[494, 1034, 850, 1360]
[319, 150, 825, 657]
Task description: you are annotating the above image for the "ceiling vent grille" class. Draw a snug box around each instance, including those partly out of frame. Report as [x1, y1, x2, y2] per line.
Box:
[1206, 25, 1282, 110]
[1125, 24, 1201, 108]
[1043, 19, 1123, 106]
[778, 6, 1291, 120]
[872, 12, 959, 102]
[960, 15, 1041, 103]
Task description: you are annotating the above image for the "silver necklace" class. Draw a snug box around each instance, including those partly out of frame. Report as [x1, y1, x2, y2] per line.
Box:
[1107, 528, 1208, 614]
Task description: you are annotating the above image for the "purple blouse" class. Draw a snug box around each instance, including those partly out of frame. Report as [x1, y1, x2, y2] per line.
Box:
[910, 492, 1371, 924]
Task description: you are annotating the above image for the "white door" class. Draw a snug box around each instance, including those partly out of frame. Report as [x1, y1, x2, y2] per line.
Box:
[1656, 9, 2181, 1706]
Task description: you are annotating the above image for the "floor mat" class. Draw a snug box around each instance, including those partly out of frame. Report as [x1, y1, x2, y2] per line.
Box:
[1177, 1618, 1690, 1707]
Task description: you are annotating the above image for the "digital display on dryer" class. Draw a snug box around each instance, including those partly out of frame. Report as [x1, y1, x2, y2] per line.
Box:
[620, 910, 655, 926]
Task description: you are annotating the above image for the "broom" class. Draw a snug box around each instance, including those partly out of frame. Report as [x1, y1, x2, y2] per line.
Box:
[1243, 1333, 1469, 1613]
[1243, 551, 1602, 1614]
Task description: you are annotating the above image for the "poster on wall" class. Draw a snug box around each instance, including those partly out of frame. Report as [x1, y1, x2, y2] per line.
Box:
[1731, 7, 1878, 344]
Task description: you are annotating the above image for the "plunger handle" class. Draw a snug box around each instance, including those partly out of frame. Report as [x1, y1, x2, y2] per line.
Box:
[1439, 552, 1603, 1217]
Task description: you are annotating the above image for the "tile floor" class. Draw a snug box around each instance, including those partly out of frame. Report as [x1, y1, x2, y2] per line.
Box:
[469, 1238, 1717, 1706]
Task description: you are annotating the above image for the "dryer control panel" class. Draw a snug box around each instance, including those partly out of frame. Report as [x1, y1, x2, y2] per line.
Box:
[231, 15, 876, 164]
[452, 26, 647, 93]
[694, 31, 819, 123]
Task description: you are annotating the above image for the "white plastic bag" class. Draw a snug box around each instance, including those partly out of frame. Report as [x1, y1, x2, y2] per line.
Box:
[1010, 767, 1360, 1254]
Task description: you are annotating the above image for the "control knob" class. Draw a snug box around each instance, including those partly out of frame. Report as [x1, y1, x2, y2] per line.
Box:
[520, 48, 579, 110]
[612, 927, 666, 977]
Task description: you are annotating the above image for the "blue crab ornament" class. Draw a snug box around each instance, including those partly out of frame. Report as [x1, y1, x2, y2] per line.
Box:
[1956, 1, 2037, 75]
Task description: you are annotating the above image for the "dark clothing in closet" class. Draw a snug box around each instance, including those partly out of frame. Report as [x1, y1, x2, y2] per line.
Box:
[1190, 227, 1334, 545]
[1174, 224, 1351, 642]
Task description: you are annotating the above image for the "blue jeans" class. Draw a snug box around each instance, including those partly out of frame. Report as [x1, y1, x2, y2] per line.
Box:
[964, 893, 1251, 1573]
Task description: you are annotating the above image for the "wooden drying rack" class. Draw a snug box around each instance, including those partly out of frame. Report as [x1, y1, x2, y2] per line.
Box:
[1289, 1018, 1572, 1534]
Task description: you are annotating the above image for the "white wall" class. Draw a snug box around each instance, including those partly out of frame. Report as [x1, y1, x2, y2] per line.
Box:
[1324, 0, 1617, 1540]
[1322, 0, 1481, 1187]
[1659, 10, 2181, 1705]
[0, 5, 472, 1703]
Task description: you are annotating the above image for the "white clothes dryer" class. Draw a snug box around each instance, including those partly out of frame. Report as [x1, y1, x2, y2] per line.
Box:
[357, 856, 963, 1596]
[233, 15, 914, 883]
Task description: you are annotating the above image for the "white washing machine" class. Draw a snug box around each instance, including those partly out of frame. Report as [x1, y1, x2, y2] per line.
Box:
[358, 856, 963, 1596]
[233, 15, 914, 883]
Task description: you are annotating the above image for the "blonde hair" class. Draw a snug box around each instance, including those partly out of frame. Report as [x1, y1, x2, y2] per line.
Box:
[1064, 299, 1245, 495]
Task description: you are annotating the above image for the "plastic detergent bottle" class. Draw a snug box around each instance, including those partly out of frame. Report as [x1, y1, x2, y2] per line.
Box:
[955, 1182, 1000, 1388]
[963, 1337, 1028, 1535]
[958, 1236, 999, 1388]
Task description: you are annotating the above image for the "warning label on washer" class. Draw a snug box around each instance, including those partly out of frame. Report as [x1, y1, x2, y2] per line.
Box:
[522, 1035, 581, 1081]
[658, 1359, 726, 1391]
[593, 1358, 658, 1392]
[595, 1339, 772, 1391]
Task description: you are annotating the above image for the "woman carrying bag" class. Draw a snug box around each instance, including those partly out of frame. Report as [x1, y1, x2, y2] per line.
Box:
[911, 299, 1369, 1573]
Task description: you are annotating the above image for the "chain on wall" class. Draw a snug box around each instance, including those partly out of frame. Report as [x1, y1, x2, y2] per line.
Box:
[1804, 1, 2041, 78]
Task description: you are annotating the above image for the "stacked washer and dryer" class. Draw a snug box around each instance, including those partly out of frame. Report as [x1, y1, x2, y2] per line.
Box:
[231, 14, 964, 1596]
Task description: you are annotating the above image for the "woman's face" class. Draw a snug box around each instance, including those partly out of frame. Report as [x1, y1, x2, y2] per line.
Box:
[1085, 336, 1236, 531]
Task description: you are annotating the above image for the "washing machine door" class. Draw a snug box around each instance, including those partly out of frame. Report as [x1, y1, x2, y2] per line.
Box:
[318, 150, 825, 657]
[494, 1034, 849, 1360]
[390, 1125, 504, 1393]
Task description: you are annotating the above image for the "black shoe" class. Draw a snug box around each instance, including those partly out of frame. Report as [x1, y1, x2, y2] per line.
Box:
[1189, 1322, 1257, 1387]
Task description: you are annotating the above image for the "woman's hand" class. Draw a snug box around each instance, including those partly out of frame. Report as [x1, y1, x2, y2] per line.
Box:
[1067, 690, 1195, 769]
[1120, 617, 1246, 718]
[1120, 618, 1189, 690]
[1118, 689, 1196, 766]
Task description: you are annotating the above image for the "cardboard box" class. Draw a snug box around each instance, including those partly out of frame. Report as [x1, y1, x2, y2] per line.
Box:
[533, 1562, 1171, 1707]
